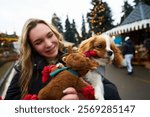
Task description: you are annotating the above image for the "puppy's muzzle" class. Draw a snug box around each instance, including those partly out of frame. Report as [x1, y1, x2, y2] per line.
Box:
[107, 50, 113, 57]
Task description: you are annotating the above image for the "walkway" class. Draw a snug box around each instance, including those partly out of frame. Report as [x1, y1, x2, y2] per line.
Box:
[106, 65, 150, 100]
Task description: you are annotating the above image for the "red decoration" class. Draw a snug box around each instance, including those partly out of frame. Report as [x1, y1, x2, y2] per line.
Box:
[40, 64, 95, 100]
[84, 50, 97, 57]
[81, 85, 95, 100]
[41, 65, 56, 83]
[22, 94, 38, 100]
[0, 96, 2, 100]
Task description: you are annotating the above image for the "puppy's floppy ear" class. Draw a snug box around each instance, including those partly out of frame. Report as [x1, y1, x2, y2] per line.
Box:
[111, 42, 124, 67]
[78, 36, 95, 53]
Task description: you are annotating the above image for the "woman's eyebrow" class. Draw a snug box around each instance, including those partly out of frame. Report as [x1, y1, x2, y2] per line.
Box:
[47, 31, 53, 35]
[32, 38, 43, 44]
[32, 31, 53, 44]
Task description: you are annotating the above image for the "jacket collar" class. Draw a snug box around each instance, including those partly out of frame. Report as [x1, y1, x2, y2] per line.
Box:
[33, 50, 65, 70]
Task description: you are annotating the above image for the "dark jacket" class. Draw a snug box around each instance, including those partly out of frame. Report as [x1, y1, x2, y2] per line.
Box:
[5, 52, 121, 100]
[122, 39, 135, 56]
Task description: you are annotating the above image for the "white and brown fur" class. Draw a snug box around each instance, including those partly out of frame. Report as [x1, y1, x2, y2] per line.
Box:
[78, 34, 123, 100]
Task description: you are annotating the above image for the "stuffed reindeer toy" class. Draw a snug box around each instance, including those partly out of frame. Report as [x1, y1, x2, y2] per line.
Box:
[37, 46, 98, 100]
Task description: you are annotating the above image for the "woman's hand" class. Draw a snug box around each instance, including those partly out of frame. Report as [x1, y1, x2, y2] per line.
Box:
[61, 78, 93, 100]
[61, 87, 79, 100]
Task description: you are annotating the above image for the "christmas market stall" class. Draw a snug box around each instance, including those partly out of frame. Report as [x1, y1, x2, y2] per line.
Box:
[105, 2, 150, 68]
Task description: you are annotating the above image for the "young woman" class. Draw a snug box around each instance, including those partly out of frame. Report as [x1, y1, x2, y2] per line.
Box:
[5, 18, 121, 100]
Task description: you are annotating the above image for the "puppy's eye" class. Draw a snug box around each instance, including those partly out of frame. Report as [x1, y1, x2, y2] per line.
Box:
[96, 44, 103, 48]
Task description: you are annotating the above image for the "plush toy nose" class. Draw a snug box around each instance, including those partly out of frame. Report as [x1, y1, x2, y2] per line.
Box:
[107, 51, 113, 56]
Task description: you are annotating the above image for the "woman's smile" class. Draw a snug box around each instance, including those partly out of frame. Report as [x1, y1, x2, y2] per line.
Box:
[45, 45, 56, 54]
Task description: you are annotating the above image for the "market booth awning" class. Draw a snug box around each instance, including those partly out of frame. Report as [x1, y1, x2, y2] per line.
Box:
[0, 37, 18, 42]
[0, 32, 18, 42]
[105, 19, 150, 35]
[104, 2, 150, 66]
[105, 2, 150, 36]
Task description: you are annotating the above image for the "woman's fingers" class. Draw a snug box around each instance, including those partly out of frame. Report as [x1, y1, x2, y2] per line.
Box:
[63, 87, 77, 94]
[61, 87, 79, 100]
[61, 94, 79, 100]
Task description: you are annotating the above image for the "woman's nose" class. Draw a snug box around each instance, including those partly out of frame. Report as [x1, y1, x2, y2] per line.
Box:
[45, 39, 52, 47]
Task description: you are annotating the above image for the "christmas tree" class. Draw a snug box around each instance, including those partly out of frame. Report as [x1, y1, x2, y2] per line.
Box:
[87, 0, 114, 35]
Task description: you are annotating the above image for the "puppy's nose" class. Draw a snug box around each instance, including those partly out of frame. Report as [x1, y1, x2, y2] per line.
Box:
[107, 51, 113, 56]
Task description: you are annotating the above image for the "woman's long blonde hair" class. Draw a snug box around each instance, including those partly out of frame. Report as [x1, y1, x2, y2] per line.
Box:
[19, 18, 64, 98]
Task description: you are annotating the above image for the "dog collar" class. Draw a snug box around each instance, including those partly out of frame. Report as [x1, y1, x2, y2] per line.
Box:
[50, 67, 78, 77]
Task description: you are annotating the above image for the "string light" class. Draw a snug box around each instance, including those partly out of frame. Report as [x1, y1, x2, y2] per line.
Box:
[87, 0, 107, 34]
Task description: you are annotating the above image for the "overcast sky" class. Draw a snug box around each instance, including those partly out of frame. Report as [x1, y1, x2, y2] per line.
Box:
[0, 0, 134, 35]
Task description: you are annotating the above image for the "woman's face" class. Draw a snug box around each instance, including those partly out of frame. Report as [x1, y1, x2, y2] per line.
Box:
[29, 23, 59, 59]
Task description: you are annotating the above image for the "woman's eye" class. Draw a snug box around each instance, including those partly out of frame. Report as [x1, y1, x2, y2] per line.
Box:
[35, 41, 42, 45]
[97, 44, 102, 48]
[48, 33, 53, 38]
[34, 40, 43, 45]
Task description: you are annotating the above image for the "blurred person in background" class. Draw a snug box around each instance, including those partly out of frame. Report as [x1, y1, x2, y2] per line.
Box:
[122, 36, 135, 75]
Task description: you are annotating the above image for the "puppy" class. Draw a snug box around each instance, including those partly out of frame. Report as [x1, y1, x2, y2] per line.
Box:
[78, 34, 123, 100]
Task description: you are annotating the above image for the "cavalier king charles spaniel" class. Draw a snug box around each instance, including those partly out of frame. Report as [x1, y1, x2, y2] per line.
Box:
[78, 34, 123, 100]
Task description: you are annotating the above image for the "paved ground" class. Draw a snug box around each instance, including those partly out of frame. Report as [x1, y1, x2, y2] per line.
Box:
[0, 68, 15, 98]
[105, 64, 150, 100]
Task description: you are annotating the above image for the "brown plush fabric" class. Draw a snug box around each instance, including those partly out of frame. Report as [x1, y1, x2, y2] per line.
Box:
[38, 70, 88, 100]
[38, 47, 98, 100]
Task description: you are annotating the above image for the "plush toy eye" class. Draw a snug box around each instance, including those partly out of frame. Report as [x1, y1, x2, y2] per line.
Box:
[96, 44, 103, 48]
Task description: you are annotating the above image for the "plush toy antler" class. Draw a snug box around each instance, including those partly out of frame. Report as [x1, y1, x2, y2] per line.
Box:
[37, 46, 98, 100]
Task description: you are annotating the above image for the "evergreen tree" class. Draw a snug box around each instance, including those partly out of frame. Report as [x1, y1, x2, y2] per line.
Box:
[133, 0, 140, 6]
[73, 18, 83, 45]
[134, 0, 150, 6]
[120, 1, 134, 23]
[103, 2, 114, 30]
[51, 13, 63, 34]
[71, 19, 78, 45]
[64, 16, 72, 42]
[87, 0, 114, 35]
[143, 0, 150, 5]
[81, 15, 88, 42]
[64, 16, 81, 45]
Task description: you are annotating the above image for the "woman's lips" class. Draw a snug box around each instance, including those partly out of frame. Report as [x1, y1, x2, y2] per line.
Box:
[45, 46, 56, 54]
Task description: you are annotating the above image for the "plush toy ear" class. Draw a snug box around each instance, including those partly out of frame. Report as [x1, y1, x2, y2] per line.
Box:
[62, 56, 66, 63]
[72, 46, 78, 52]
[62, 46, 72, 63]
[66, 46, 73, 54]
